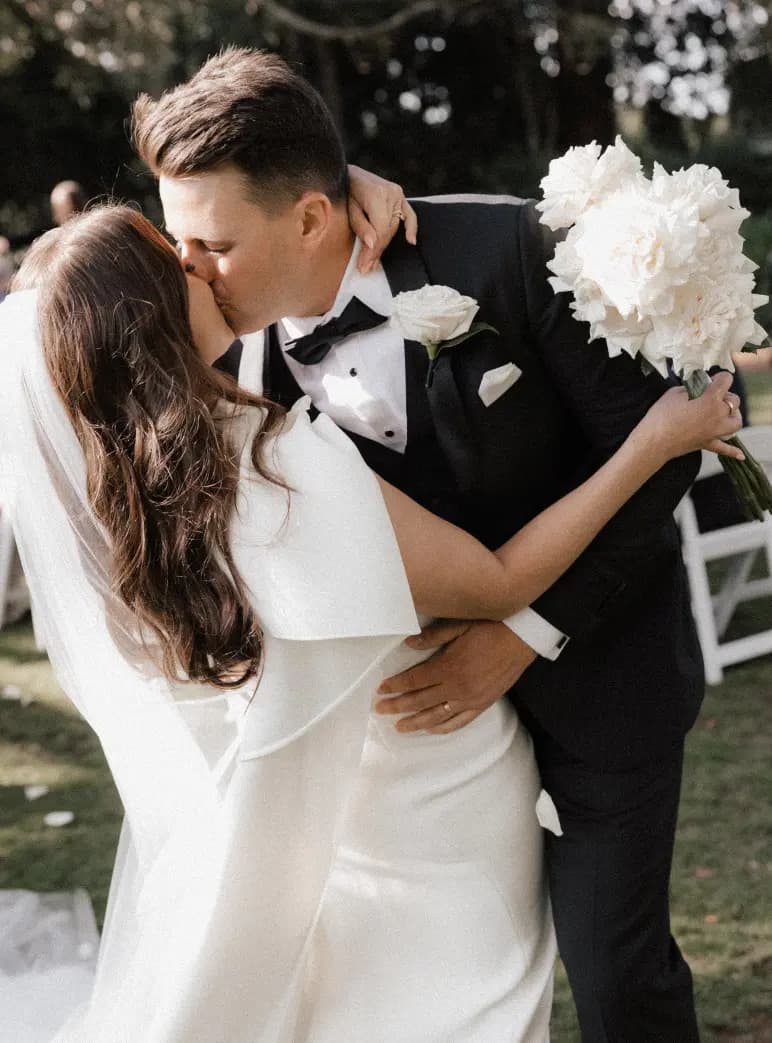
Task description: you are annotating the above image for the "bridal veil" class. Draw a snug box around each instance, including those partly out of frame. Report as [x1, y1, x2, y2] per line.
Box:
[0, 290, 419, 1041]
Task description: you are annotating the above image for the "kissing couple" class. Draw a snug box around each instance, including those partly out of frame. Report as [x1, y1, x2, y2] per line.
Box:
[1, 47, 741, 1042]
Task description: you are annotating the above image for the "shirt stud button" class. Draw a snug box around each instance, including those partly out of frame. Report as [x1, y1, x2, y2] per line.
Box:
[384, 430, 395, 438]
[349, 367, 358, 377]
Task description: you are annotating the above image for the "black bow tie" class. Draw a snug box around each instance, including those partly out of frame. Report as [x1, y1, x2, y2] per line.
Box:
[285, 296, 388, 365]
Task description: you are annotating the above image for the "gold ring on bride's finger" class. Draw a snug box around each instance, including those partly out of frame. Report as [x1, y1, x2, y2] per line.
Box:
[392, 207, 406, 222]
[726, 398, 736, 415]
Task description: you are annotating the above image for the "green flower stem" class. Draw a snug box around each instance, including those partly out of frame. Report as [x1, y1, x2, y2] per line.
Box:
[423, 323, 501, 389]
[685, 369, 772, 521]
[724, 450, 764, 521]
[425, 352, 439, 389]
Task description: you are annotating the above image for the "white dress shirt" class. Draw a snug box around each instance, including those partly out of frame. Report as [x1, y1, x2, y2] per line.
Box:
[280, 242, 407, 453]
[276, 240, 567, 660]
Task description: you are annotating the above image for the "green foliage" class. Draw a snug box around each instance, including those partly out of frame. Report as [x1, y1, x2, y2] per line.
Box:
[743, 209, 772, 337]
[2, 0, 770, 237]
[0, 624, 122, 923]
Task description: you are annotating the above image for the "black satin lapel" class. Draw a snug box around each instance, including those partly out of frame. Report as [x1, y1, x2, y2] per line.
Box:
[380, 230, 430, 299]
[342, 428, 404, 485]
[382, 235, 480, 492]
[212, 338, 244, 380]
[261, 327, 273, 392]
[381, 234, 435, 446]
[427, 353, 478, 494]
[265, 324, 307, 409]
[403, 341, 434, 445]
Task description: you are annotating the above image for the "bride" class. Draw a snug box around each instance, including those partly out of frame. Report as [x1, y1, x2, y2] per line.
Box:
[0, 205, 741, 1042]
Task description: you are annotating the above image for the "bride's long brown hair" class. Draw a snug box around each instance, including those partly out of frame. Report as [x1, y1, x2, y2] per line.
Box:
[15, 204, 286, 689]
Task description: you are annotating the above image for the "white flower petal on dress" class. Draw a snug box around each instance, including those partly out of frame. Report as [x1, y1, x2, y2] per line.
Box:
[478, 362, 522, 407]
[535, 789, 563, 837]
[24, 785, 49, 801]
[44, 811, 75, 828]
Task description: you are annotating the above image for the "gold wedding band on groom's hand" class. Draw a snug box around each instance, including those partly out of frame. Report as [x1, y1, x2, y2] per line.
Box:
[442, 701, 454, 717]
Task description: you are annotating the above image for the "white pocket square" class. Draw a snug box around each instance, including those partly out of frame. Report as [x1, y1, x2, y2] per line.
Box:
[478, 362, 522, 407]
[535, 789, 563, 837]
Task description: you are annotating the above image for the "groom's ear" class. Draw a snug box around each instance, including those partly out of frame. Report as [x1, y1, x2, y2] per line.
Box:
[295, 192, 334, 250]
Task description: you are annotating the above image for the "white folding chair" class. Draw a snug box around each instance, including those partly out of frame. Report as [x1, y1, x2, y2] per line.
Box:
[677, 425, 772, 684]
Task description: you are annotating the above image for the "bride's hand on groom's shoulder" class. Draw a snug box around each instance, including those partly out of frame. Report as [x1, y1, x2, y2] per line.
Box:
[375, 620, 536, 734]
[347, 165, 418, 274]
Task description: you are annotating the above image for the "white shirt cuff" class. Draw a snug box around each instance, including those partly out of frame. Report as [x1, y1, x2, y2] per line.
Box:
[502, 607, 569, 661]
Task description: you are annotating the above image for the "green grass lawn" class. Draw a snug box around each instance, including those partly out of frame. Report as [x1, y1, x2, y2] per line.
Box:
[0, 624, 122, 918]
[2, 602, 771, 1041]
[747, 369, 772, 427]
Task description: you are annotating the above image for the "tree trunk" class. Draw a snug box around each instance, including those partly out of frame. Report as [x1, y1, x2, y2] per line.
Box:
[555, 1, 616, 148]
[314, 37, 345, 135]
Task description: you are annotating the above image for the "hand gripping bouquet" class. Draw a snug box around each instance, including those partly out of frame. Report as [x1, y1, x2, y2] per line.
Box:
[537, 137, 772, 520]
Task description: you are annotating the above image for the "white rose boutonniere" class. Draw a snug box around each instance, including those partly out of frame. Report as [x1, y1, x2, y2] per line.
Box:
[390, 284, 498, 385]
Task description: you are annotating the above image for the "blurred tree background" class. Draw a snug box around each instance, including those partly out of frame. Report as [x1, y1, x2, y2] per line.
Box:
[2, 0, 772, 315]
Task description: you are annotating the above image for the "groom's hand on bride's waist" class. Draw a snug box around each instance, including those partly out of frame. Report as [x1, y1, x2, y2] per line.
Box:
[375, 621, 537, 734]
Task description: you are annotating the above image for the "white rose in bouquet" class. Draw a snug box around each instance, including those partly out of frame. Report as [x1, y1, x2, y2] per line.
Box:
[537, 137, 771, 519]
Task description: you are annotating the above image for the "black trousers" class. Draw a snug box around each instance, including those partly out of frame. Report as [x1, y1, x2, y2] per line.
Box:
[522, 713, 700, 1042]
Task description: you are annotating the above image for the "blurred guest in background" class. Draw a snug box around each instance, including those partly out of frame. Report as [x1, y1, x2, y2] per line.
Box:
[0, 238, 14, 302]
[49, 180, 87, 226]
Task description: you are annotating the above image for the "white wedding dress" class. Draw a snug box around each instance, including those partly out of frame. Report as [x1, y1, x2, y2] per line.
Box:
[0, 291, 555, 1042]
[298, 669, 555, 1042]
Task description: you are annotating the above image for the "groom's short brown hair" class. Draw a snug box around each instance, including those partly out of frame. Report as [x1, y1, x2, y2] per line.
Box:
[132, 47, 348, 211]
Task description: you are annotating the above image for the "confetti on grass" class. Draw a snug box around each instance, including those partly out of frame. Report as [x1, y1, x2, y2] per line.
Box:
[24, 785, 50, 801]
[44, 811, 75, 828]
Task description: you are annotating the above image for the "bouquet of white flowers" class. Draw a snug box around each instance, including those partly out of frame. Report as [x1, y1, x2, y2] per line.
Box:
[537, 136, 772, 520]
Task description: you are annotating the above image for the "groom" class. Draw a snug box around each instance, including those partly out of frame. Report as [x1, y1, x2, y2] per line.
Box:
[134, 48, 704, 1040]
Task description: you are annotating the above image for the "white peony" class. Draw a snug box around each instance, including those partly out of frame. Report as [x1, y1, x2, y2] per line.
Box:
[539, 145, 768, 379]
[536, 142, 602, 231]
[692, 225, 749, 278]
[642, 275, 769, 378]
[390, 284, 479, 353]
[589, 305, 653, 364]
[570, 183, 702, 319]
[536, 135, 643, 231]
[537, 139, 772, 517]
[653, 162, 747, 224]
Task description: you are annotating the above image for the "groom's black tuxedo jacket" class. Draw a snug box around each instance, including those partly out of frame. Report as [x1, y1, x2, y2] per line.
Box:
[223, 197, 704, 770]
